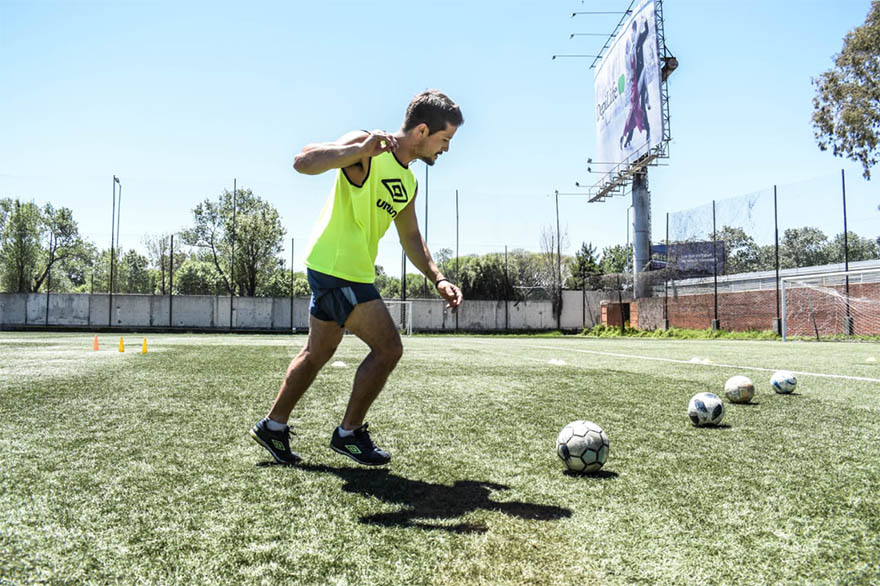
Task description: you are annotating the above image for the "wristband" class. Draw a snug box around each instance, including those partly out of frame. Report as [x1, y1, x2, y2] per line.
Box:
[435, 278, 450, 287]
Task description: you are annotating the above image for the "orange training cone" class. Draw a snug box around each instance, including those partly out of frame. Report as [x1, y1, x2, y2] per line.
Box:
[93, 335, 99, 351]
[119, 337, 125, 352]
[141, 338, 148, 354]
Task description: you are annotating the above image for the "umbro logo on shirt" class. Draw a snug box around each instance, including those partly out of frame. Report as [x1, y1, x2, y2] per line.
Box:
[382, 179, 408, 203]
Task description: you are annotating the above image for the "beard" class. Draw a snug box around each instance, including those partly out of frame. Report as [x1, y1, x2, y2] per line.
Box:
[419, 150, 440, 166]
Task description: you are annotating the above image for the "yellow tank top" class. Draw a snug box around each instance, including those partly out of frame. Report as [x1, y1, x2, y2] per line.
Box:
[305, 150, 417, 283]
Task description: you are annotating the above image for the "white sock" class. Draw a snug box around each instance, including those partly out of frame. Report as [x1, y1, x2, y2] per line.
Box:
[265, 418, 287, 432]
[337, 426, 354, 437]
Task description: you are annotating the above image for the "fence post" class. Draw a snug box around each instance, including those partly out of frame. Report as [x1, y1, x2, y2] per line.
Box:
[169, 234, 174, 328]
[664, 212, 669, 330]
[711, 200, 720, 330]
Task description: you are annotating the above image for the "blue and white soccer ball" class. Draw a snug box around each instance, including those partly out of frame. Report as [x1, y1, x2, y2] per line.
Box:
[771, 370, 797, 394]
[556, 420, 609, 473]
[688, 392, 725, 426]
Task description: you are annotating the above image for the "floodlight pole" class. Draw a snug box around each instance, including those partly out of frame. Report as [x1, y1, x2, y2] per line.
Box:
[115, 182, 122, 272]
[109, 175, 120, 327]
[631, 171, 650, 298]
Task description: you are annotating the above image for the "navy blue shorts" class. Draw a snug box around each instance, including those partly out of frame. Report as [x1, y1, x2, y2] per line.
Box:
[307, 269, 382, 327]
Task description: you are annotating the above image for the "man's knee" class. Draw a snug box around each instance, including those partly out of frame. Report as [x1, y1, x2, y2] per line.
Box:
[298, 344, 337, 370]
[375, 336, 403, 367]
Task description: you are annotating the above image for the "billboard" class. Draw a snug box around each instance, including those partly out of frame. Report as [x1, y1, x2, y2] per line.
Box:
[594, 0, 664, 174]
[662, 242, 726, 277]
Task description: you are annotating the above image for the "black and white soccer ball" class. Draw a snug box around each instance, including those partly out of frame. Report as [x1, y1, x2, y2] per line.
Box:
[556, 420, 609, 473]
[688, 392, 725, 426]
[771, 370, 797, 394]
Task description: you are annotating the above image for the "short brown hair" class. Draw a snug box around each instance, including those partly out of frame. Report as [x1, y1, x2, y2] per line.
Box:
[403, 90, 464, 134]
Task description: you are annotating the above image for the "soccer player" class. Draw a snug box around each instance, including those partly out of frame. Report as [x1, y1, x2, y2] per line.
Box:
[250, 90, 464, 466]
[620, 18, 651, 150]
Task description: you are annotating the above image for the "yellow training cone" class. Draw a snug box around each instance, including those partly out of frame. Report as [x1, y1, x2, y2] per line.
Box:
[93, 335, 99, 351]
[119, 337, 125, 352]
[141, 338, 148, 354]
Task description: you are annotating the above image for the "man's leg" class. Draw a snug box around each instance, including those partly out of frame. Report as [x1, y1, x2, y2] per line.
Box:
[338, 299, 403, 430]
[268, 314, 344, 423]
[250, 315, 343, 464]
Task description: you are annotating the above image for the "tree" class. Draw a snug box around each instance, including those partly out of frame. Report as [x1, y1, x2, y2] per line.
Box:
[504, 249, 547, 296]
[182, 187, 286, 296]
[449, 253, 517, 300]
[143, 233, 186, 295]
[812, 0, 880, 179]
[717, 226, 762, 275]
[599, 243, 632, 275]
[32, 204, 91, 293]
[780, 227, 830, 268]
[565, 242, 601, 289]
[540, 225, 569, 323]
[0, 199, 41, 292]
[262, 268, 310, 298]
[825, 231, 880, 263]
[402, 272, 440, 299]
[373, 265, 400, 299]
[116, 249, 153, 293]
[173, 257, 225, 295]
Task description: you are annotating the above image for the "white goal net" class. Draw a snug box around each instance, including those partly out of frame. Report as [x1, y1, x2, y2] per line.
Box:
[384, 300, 413, 336]
[781, 268, 880, 340]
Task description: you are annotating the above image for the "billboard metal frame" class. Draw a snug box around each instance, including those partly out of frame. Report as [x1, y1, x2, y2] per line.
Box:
[587, 0, 672, 203]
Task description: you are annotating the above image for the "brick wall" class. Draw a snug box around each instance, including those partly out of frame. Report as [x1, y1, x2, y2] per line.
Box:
[634, 282, 880, 334]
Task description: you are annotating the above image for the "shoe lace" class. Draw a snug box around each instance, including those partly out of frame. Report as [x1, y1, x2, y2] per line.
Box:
[354, 423, 378, 450]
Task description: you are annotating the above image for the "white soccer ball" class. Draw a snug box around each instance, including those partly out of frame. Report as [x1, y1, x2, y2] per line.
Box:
[771, 370, 797, 394]
[688, 392, 725, 426]
[556, 420, 609, 473]
[724, 375, 755, 404]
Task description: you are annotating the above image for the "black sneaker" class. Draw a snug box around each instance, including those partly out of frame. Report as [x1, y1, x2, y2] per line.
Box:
[330, 423, 391, 466]
[250, 418, 301, 465]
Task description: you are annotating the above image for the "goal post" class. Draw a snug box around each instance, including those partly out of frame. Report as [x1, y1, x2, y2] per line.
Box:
[384, 300, 413, 336]
[781, 268, 880, 341]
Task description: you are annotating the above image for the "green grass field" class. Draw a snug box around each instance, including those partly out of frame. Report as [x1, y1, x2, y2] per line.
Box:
[2, 332, 879, 585]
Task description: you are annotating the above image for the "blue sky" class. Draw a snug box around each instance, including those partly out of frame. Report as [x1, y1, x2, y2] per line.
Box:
[1, 0, 876, 275]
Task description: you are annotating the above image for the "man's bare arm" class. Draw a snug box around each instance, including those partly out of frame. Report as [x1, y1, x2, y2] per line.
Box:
[293, 130, 398, 175]
[395, 204, 463, 311]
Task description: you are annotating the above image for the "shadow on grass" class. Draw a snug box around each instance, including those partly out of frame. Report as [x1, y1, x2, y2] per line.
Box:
[562, 469, 619, 480]
[290, 463, 573, 533]
[692, 423, 733, 430]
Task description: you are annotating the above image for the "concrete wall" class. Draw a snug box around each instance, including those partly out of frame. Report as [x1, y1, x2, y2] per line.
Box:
[0, 292, 608, 332]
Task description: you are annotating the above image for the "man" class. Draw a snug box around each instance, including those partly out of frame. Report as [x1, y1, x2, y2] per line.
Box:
[250, 90, 464, 466]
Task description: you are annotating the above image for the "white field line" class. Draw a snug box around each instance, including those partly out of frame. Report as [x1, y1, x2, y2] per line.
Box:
[523, 344, 880, 384]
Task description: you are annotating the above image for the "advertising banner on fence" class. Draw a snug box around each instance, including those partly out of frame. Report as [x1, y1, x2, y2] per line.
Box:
[664, 241, 726, 277]
[594, 0, 664, 173]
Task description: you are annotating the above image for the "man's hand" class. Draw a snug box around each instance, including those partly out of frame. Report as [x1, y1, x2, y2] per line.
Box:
[360, 130, 398, 158]
[437, 280, 463, 313]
